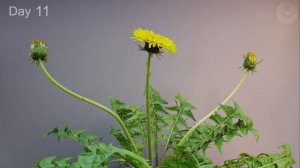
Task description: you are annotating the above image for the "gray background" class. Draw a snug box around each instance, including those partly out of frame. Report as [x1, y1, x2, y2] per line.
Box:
[0, 0, 299, 167]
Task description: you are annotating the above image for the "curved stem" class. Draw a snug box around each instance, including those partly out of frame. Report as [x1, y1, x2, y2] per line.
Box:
[178, 71, 250, 146]
[145, 53, 153, 165]
[38, 59, 139, 154]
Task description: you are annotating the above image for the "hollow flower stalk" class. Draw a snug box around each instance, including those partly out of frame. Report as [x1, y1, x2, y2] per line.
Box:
[178, 51, 259, 146]
[131, 28, 176, 166]
[30, 40, 139, 154]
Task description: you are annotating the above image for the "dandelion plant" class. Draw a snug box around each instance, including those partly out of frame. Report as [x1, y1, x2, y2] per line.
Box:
[32, 28, 295, 168]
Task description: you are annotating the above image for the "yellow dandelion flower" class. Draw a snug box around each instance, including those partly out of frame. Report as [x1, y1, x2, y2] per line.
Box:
[131, 28, 177, 55]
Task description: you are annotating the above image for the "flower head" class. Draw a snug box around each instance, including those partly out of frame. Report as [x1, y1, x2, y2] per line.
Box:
[131, 28, 176, 55]
[30, 40, 47, 63]
[242, 51, 260, 72]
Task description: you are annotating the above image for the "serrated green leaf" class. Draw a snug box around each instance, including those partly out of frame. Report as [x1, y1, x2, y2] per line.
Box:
[54, 157, 72, 167]
[249, 128, 259, 142]
[216, 144, 295, 168]
[109, 97, 146, 152]
[183, 102, 259, 156]
[38, 156, 56, 168]
[109, 128, 132, 151]
[35, 127, 150, 168]
[214, 136, 223, 155]
[109, 97, 125, 111]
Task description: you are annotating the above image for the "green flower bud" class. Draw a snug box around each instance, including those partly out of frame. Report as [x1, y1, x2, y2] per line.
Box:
[30, 40, 47, 63]
[243, 51, 259, 72]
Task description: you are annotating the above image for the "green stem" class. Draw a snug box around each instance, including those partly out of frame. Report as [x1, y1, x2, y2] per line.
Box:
[178, 71, 250, 146]
[145, 54, 153, 165]
[161, 101, 182, 159]
[154, 128, 158, 166]
[153, 112, 159, 166]
[38, 59, 139, 154]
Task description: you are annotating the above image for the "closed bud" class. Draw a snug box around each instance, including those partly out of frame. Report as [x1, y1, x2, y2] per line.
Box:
[30, 40, 47, 63]
[243, 51, 258, 72]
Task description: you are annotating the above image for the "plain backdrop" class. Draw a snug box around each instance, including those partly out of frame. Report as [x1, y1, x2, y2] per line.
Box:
[0, 0, 299, 167]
